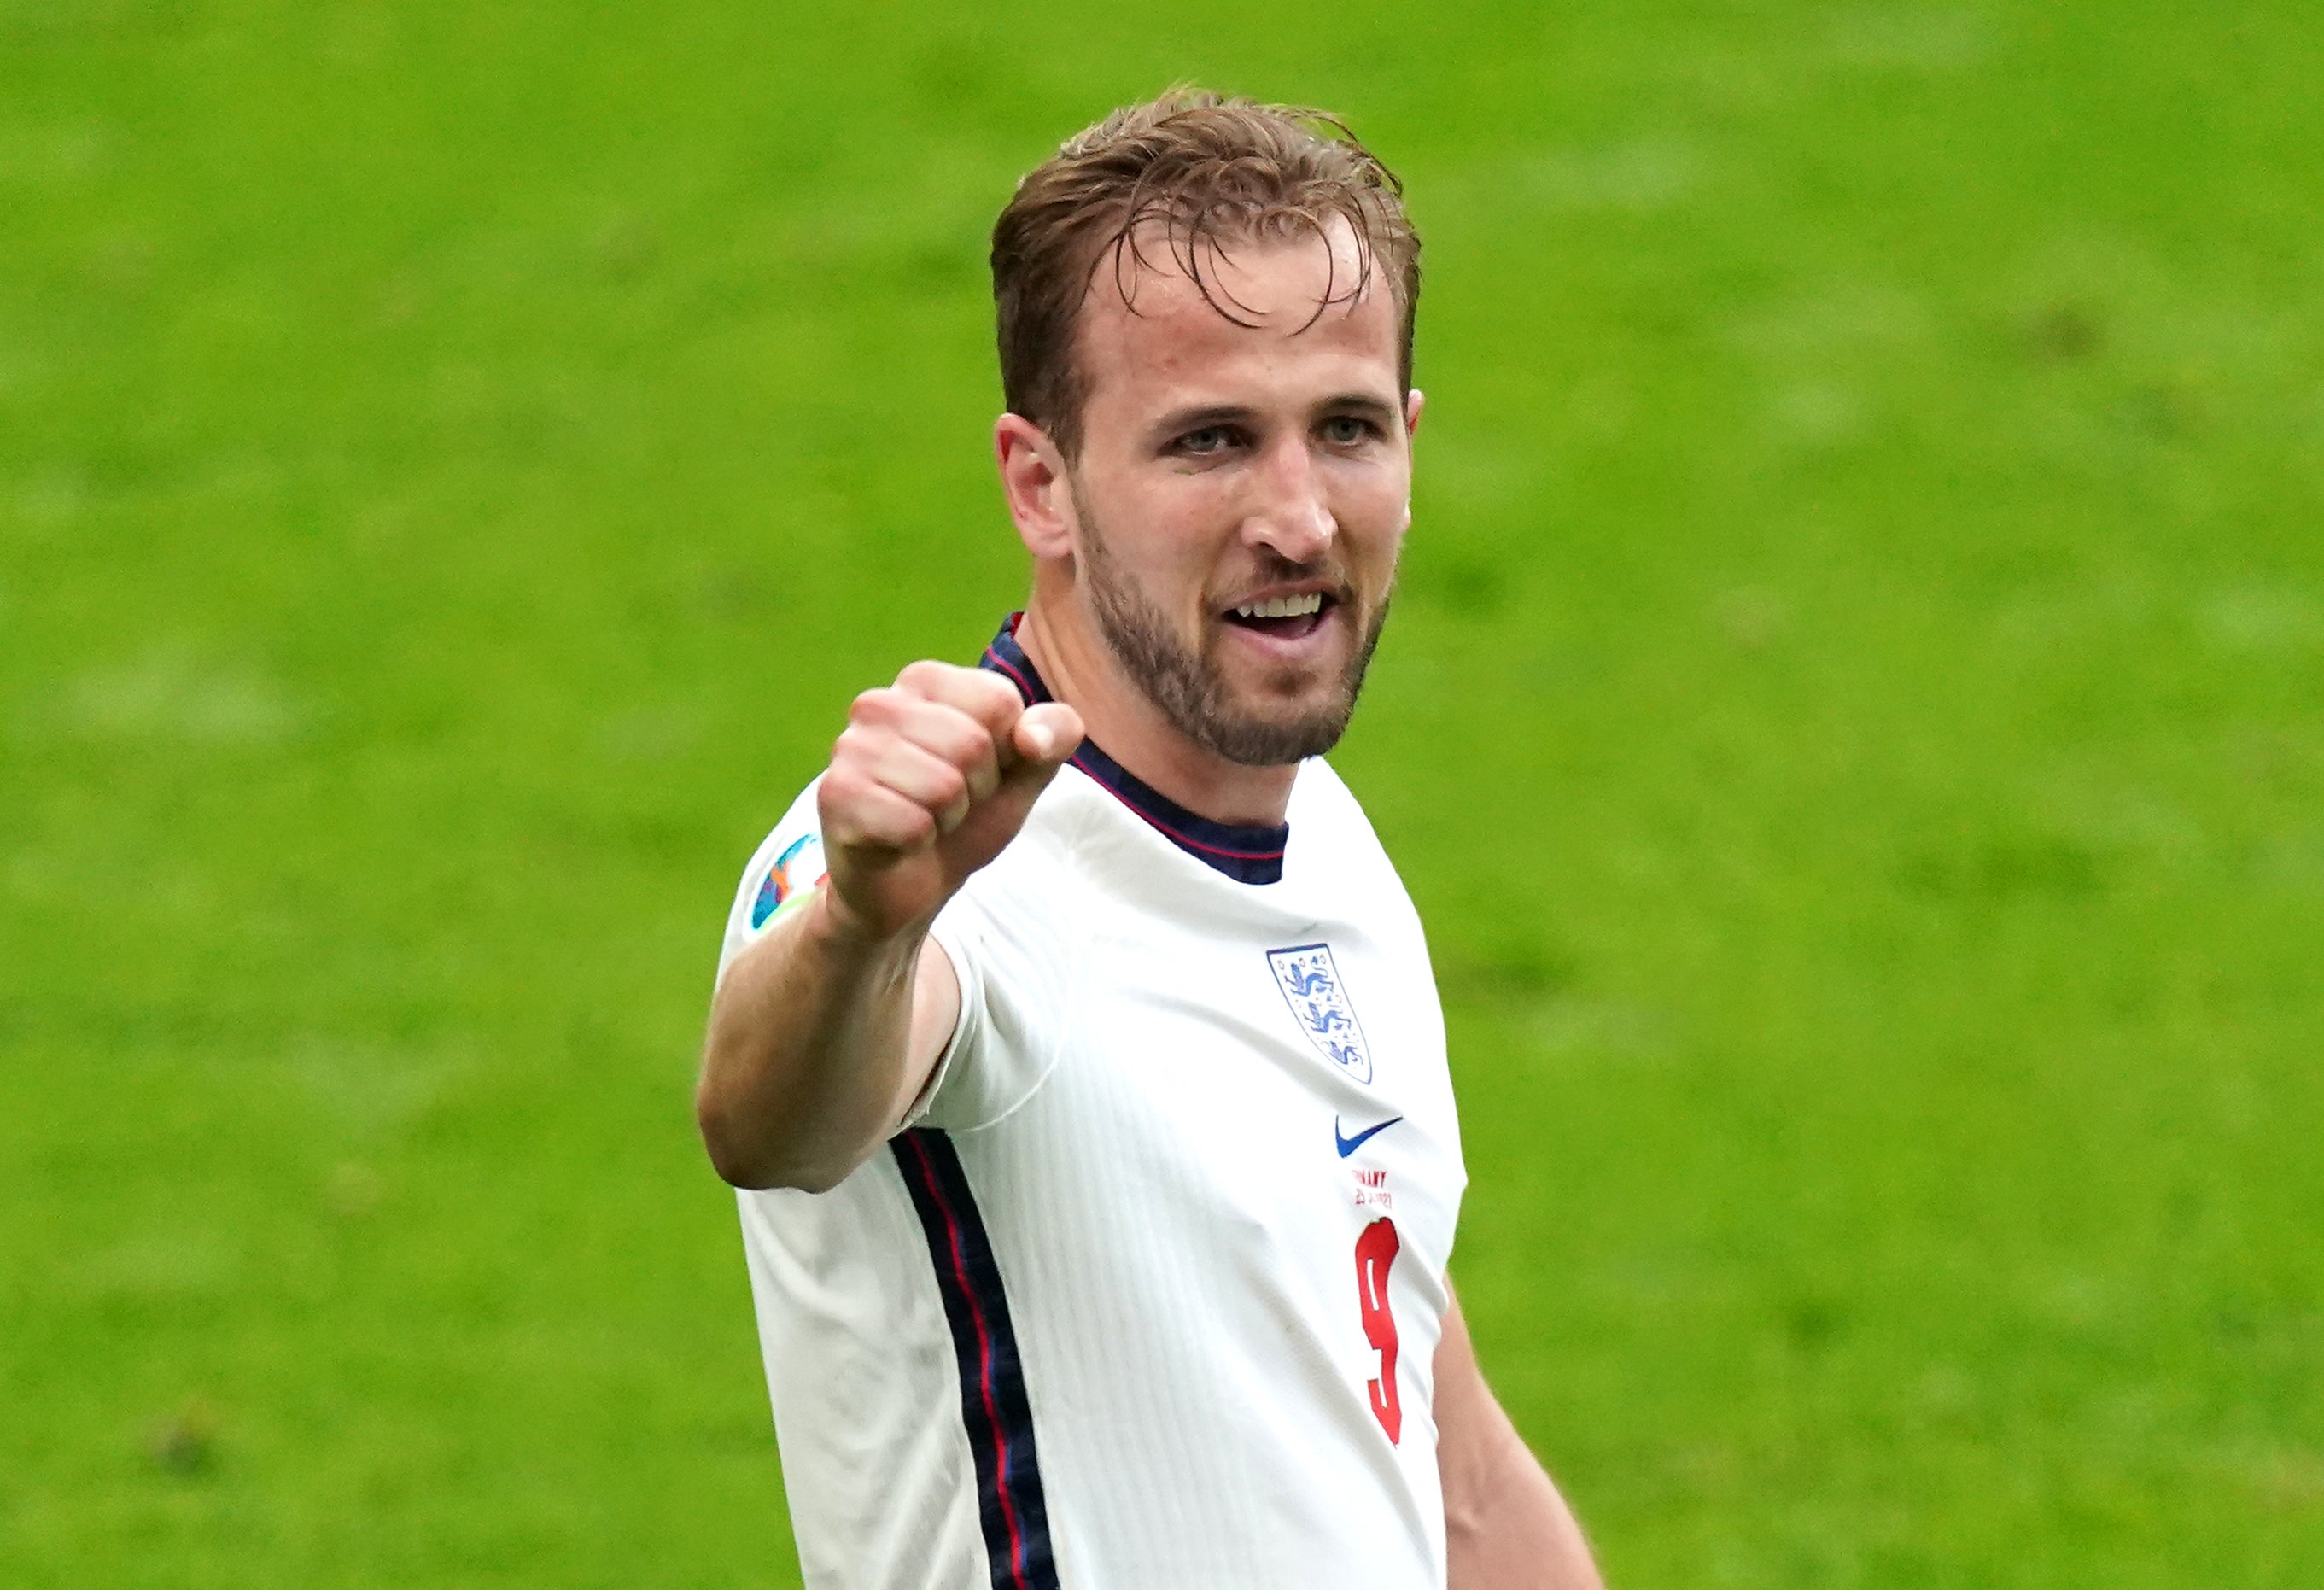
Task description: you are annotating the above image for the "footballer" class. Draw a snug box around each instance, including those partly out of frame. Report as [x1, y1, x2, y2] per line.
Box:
[698, 91, 1607, 1589]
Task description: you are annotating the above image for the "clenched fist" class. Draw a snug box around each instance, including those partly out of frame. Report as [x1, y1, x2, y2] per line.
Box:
[816, 661, 1084, 943]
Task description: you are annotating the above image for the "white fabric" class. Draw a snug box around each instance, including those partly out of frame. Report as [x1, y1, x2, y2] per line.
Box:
[716, 759, 1467, 1588]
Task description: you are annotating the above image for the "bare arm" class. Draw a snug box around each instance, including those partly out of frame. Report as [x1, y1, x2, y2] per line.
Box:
[1436, 1288, 1606, 1590]
[696, 662, 1081, 1191]
[698, 889, 962, 1190]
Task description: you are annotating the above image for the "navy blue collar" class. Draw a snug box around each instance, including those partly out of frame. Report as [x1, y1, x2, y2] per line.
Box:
[980, 616, 1288, 886]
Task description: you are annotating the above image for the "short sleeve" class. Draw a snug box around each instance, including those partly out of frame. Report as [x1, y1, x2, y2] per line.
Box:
[715, 777, 831, 985]
[909, 836, 1078, 1132]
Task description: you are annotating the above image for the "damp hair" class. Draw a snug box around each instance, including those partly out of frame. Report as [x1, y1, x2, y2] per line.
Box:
[990, 88, 1422, 459]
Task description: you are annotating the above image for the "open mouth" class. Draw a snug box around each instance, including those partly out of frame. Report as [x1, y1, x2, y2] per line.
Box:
[1222, 590, 1337, 642]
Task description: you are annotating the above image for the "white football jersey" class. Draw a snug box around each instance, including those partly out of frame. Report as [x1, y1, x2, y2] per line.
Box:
[715, 619, 1466, 1589]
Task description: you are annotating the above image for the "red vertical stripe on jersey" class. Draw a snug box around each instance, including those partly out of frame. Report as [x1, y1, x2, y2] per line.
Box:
[909, 1136, 1031, 1587]
[892, 1130, 1058, 1590]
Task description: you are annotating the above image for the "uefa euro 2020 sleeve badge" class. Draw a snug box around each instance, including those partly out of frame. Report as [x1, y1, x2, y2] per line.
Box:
[750, 831, 826, 932]
[1266, 943, 1373, 1085]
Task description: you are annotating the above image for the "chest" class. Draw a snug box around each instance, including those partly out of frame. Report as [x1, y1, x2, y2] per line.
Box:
[1046, 914, 1465, 1290]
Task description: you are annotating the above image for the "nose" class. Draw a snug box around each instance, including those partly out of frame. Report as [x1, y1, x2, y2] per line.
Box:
[1242, 433, 1335, 565]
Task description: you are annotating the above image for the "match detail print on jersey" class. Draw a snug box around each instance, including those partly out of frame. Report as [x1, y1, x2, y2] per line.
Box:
[1267, 942, 1374, 1084]
[890, 1130, 1060, 1590]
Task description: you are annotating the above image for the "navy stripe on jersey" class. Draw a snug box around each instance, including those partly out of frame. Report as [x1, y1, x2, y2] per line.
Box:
[890, 1129, 1060, 1590]
[980, 614, 1290, 885]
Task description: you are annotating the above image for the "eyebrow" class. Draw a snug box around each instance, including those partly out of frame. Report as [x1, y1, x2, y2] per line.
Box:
[1149, 393, 1399, 441]
[1150, 403, 1256, 440]
[1319, 393, 1400, 424]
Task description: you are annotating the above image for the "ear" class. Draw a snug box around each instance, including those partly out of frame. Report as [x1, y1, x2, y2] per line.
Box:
[1400, 390, 1424, 533]
[996, 413, 1076, 559]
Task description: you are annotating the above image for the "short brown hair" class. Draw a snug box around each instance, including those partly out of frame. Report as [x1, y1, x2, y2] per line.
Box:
[991, 89, 1421, 459]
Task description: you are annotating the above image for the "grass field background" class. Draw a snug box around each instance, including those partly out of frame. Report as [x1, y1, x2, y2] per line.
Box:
[5, 2, 2321, 1584]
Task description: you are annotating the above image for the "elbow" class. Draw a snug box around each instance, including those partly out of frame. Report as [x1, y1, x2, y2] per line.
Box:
[715, 1155, 854, 1195]
[694, 998, 890, 1192]
[696, 1090, 800, 1190]
[698, 1131, 783, 1192]
[694, 1081, 861, 1194]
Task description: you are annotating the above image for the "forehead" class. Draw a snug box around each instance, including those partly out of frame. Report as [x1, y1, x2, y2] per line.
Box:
[1074, 218, 1402, 415]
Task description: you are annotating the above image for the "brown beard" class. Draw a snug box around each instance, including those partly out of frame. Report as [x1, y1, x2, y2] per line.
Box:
[1073, 481, 1391, 767]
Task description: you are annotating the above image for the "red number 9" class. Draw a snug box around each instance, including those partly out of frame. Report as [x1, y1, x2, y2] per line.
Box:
[1354, 1217, 1402, 1444]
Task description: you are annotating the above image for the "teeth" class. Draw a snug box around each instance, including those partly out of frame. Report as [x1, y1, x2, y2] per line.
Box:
[1232, 593, 1325, 620]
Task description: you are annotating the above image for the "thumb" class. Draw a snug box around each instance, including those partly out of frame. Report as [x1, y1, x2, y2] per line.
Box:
[953, 701, 1083, 864]
[1011, 702, 1084, 769]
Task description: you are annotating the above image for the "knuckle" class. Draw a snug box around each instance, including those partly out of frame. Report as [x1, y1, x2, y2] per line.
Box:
[971, 670, 1022, 714]
[927, 763, 969, 809]
[883, 798, 936, 840]
[848, 688, 899, 726]
[902, 703, 986, 768]
[931, 711, 994, 766]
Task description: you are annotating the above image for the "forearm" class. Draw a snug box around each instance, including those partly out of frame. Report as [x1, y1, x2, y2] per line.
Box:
[697, 887, 929, 1191]
[1436, 1292, 1605, 1590]
[1442, 1392, 1603, 1590]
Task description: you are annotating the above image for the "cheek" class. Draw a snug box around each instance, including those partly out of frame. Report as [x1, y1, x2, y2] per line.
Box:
[1119, 478, 1242, 577]
[1083, 476, 1234, 605]
[1330, 467, 1412, 559]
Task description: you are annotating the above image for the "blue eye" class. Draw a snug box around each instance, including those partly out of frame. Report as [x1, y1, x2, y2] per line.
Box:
[1179, 427, 1230, 454]
[1324, 416, 1372, 444]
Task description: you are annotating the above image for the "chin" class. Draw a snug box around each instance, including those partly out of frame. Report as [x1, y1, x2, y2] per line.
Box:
[1207, 692, 1359, 766]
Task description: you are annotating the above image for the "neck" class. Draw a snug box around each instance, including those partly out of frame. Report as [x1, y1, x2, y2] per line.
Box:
[1017, 593, 1300, 830]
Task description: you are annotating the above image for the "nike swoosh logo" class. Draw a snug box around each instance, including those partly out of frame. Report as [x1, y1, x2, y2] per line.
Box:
[1334, 1115, 1404, 1158]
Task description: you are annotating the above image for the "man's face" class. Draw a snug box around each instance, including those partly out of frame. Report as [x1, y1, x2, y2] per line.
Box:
[1062, 219, 1416, 767]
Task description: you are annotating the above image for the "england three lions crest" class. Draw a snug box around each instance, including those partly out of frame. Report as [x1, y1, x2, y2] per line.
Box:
[1267, 943, 1373, 1085]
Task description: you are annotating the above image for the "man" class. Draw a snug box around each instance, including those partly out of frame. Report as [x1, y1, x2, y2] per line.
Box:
[699, 92, 1605, 1589]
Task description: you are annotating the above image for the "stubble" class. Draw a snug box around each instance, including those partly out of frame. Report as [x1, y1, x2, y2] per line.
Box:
[1073, 482, 1392, 768]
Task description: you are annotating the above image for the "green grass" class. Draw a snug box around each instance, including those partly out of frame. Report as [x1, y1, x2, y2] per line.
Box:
[4, 2, 2321, 1584]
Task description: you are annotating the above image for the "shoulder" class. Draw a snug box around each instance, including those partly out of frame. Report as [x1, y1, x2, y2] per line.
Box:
[1285, 758, 1434, 945]
[1287, 758, 1397, 874]
[1289, 756, 1383, 833]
